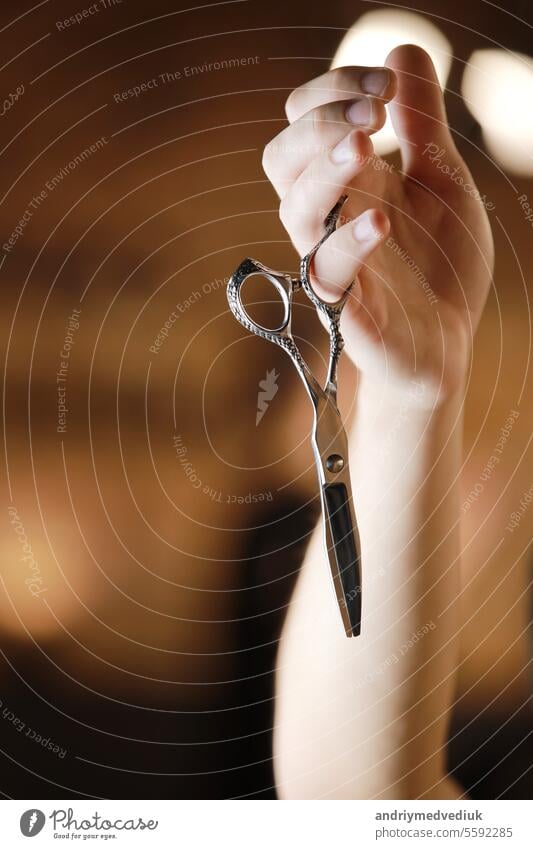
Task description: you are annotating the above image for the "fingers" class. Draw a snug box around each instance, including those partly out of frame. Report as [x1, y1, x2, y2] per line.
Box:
[385, 44, 460, 184]
[311, 208, 390, 304]
[263, 96, 388, 198]
[285, 65, 397, 123]
[279, 129, 375, 255]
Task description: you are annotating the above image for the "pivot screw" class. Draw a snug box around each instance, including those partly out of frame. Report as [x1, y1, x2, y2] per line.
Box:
[326, 453, 344, 473]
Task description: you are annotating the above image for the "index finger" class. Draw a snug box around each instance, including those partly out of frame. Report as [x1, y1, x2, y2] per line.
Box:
[285, 65, 397, 123]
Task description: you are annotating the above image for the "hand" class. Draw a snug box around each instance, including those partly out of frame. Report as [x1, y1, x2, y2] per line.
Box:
[262, 44, 494, 408]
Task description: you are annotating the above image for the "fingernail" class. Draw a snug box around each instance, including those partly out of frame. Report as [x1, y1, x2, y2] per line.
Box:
[330, 131, 357, 164]
[345, 98, 372, 126]
[361, 70, 390, 97]
[353, 212, 379, 242]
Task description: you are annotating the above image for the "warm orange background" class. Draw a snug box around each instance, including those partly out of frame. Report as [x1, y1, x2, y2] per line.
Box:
[0, 0, 530, 798]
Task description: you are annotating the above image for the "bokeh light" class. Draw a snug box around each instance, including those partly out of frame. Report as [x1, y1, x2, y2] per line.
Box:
[462, 49, 533, 176]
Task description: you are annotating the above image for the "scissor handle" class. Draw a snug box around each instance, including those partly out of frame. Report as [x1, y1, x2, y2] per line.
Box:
[227, 257, 309, 373]
[227, 195, 351, 397]
[300, 194, 351, 393]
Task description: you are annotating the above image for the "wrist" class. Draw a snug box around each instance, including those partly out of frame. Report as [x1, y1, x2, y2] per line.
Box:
[347, 373, 465, 484]
[354, 371, 467, 423]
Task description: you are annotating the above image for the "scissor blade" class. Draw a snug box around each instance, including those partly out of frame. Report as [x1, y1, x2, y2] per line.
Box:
[322, 482, 362, 637]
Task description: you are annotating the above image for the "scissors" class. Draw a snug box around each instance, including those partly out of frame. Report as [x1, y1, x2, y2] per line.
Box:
[226, 194, 362, 637]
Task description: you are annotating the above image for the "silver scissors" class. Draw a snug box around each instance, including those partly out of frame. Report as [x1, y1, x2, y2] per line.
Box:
[226, 194, 362, 637]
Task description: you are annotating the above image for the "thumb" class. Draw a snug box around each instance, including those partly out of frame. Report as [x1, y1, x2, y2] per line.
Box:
[385, 44, 460, 185]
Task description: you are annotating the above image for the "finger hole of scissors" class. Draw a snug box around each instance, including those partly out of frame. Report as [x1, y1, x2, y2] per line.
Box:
[238, 272, 291, 333]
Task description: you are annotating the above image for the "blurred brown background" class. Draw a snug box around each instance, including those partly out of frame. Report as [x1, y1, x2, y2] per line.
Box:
[0, 0, 531, 798]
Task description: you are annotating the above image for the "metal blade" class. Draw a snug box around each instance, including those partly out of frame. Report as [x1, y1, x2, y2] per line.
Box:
[321, 482, 362, 637]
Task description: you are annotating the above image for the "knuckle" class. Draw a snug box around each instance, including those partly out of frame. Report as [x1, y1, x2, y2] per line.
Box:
[309, 101, 342, 144]
[310, 103, 324, 136]
[261, 141, 274, 177]
[306, 155, 323, 184]
[284, 89, 298, 121]
[329, 66, 355, 97]
[262, 132, 287, 180]
[278, 194, 291, 229]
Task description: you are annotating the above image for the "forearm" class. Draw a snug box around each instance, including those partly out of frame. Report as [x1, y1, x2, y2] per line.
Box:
[349, 376, 464, 791]
[274, 377, 465, 799]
